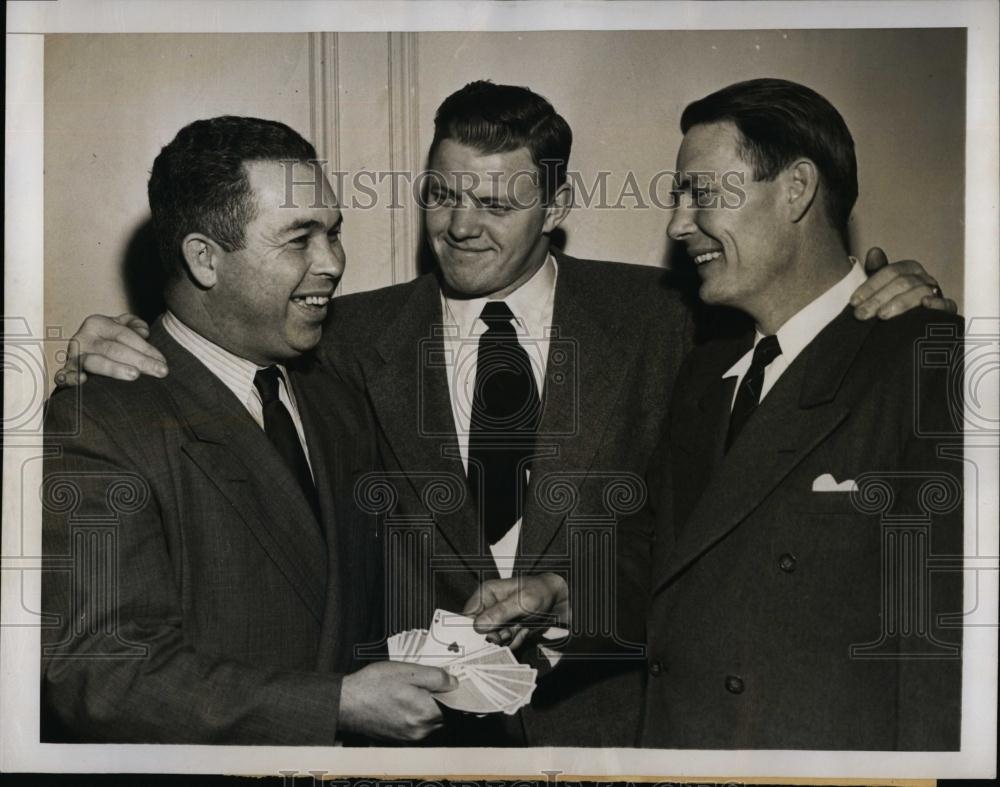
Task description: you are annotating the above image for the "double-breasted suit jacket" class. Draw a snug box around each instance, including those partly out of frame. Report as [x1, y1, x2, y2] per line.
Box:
[42, 320, 382, 744]
[631, 306, 964, 749]
[322, 252, 695, 745]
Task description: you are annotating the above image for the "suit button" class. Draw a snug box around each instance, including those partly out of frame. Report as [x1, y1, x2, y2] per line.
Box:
[725, 675, 745, 694]
[649, 660, 664, 677]
[778, 553, 797, 573]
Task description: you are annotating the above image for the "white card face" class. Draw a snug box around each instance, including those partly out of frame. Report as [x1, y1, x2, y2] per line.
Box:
[421, 609, 491, 661]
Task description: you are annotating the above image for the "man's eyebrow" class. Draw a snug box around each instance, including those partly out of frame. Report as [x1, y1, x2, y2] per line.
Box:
[474, 194, 513, 208]
[426, 182, 456, 197]
[278, 218, 325, 235]
[424, 182, 512, 206]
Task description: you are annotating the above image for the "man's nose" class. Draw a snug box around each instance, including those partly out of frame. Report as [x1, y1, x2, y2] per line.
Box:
[667, 197, 696, 242]
[447, 206, 482, 241]
[311, 237, 346, 279]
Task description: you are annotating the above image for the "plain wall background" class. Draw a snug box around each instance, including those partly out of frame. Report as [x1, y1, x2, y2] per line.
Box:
[44, 29, 966, 346]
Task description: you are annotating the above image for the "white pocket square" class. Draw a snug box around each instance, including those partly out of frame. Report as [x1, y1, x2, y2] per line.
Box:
[811, 473, 858, 492]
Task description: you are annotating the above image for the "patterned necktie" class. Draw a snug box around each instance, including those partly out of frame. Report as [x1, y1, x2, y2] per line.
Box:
[468, 301, 542, 546]
[726, 335, 782, 451]
[253, 366, 321, 523]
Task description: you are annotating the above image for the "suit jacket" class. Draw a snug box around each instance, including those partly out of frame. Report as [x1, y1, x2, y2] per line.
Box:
[41, 320, 382, 744]
[632, 306, 964, 749]
[321, 251, 695, 745]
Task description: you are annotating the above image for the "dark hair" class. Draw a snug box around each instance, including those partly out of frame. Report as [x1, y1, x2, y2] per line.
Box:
[428, 80, 572, 202]
[147, 115, 317, 278]
[680, 78, 858, 236]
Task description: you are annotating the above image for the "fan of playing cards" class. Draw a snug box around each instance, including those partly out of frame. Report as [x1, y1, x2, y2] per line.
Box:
[388, 608, 537, 715]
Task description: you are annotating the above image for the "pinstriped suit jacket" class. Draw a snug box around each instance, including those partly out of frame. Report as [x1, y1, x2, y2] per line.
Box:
[41, 319, 382, 744]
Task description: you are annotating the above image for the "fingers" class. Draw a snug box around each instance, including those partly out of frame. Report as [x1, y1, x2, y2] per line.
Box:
[77, 343, 154, 381]
[462, 578, 517, 617]
[856, 278, 942, 320]
[110, 324, 166, 367]
[100, 318, 168, 371]
[863, 246, 889, 274]
[921, 295, 959, 314]
[113, 312, 152, 338]
[851, 260, 941, 319]
[510, 627, 534, 651]
[83, 337, 167, 379]
[75, 313, 168, 377]
[851, 259, 925, 309]
[403, 664, 459, 692]
[486, 623, 524, 646]
[53, 367, 86, 388]
[473, 593, 533, 633]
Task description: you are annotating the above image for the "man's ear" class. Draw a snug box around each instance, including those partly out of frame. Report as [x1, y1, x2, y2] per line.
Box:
[786, 158, 819, 223]
[180, 233, 222, 289]
[542, 181, 573, 232]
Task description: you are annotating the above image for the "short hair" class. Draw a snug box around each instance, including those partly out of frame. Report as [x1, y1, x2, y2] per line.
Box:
[147, 115, 317, 278]
[680, 78, 858, 236]
[428, 80, 572, 202]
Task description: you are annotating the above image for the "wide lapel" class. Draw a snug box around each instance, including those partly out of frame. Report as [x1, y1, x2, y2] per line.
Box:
[152, 323, 328, 623]
[361, 275, 484, 566]
[670, 334, 750, 519]
[653, 307, 876, 594]
[517, 253, 646, 571]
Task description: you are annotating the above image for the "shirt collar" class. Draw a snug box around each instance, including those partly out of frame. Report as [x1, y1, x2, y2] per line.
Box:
[162, 310, 289, 405]
[723, 257, 867, 379]
[442, 253, 558, 338]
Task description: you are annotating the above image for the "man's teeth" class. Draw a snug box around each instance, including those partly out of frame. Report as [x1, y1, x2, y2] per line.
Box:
[694, 251, 723, 264]
[295, 295, 330, 307]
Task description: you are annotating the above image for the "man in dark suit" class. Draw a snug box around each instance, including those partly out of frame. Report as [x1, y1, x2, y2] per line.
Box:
[41, 116, 455, 744]
[316, 81, 697, 746]
[53, 83, 952, 747]
[466, 78, 964, 750]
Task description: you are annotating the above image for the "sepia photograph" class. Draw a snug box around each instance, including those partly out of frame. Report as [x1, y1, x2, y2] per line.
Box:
[3, 0, 998, 783]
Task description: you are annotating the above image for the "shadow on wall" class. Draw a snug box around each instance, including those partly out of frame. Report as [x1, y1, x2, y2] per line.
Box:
[122, 217, 168, 324]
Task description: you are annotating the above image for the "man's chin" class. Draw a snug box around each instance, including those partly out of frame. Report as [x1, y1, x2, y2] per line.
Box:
[285, 328, 323, 357]
[437, 268, 491, 299]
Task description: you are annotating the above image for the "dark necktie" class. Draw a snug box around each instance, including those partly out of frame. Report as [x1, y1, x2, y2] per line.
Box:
[726, 334, 782, 451]
[468, 301, 542, 546]
[253, 366, 321, 522]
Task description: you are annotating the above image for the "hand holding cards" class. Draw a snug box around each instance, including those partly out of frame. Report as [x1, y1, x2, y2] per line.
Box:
[388, 609, 537, 715]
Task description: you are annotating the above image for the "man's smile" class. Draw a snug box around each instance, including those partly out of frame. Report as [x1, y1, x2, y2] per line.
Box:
[290, 289, 333, 318]
[690, 249, 724, 265]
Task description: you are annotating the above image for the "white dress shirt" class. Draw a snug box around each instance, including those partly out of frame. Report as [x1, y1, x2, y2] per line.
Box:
[723, 258, 868, 409]
[162, 310, 314, 478]
[440, 254, 558, 578]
